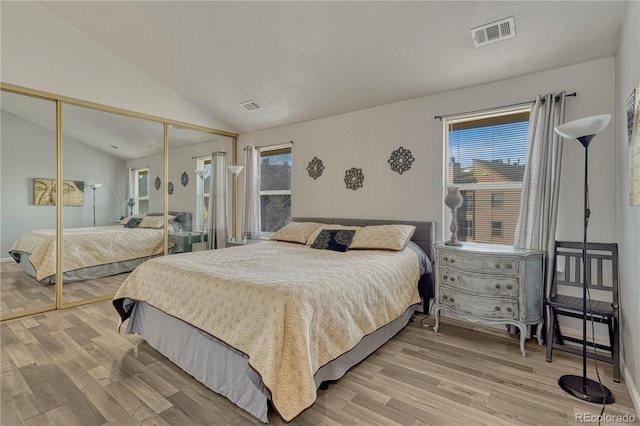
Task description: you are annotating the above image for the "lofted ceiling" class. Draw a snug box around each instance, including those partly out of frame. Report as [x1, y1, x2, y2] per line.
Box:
[41, 1, 626, 134]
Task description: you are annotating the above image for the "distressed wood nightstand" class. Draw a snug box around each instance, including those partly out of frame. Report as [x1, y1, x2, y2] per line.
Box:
[433, 242, 543, 356]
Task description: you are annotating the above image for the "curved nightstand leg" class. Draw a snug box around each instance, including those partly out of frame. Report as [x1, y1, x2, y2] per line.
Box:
[535, 319, 544, 346]
[518, 325, 527, 357]
[433, 306, 442, 333]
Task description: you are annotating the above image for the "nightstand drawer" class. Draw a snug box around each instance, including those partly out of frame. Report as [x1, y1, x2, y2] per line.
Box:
[438, 268, 519, 297]
[438, 287, 519, 320]
[438, 250, 519, 276]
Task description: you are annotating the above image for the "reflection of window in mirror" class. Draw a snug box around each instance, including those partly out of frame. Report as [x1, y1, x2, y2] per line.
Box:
[195, 157, 211, 231]
[133, 168, 149, 214]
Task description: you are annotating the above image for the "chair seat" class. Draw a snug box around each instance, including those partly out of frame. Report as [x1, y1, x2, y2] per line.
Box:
[547, 295, 615, 316]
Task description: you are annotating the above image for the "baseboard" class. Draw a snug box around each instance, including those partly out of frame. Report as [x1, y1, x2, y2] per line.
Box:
[622, 356, 640, 418]
[0, 257, 14, 263]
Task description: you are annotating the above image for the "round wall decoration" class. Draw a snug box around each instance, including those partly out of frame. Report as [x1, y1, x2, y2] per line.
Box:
[154, 176, 161, 190]
[180, 171, 189, 187]
[388, 146, 415, 174]
[168, 182, 174, 195]
[306, 157, 325, 180]
[344, 167, 364, 190]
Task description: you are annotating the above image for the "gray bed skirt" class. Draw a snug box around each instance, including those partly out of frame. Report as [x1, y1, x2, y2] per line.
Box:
[124, 300, 420, 423]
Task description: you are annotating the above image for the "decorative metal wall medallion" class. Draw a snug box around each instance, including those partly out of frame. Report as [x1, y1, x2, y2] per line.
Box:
[154, 176, 161, 190]
[388, 146, 415, 174]
[180, 171, 189, 187]
[168, 182, 174, 195]
[306, 157, 325, 180]
[344, 167, 364, 190]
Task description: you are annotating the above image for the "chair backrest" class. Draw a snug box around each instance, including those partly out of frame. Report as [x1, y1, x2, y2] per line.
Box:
[552, 241, 619, 303]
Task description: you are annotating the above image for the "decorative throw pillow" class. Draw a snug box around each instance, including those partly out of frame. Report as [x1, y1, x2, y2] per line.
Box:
[349, 224, 416, 251]
[120, 215, 143, 225]
[138, 215, 176, 229]
[305, 224, 362, 245]
[270, 222, 323, 244]
[310, 229, 356, 252]
[123, 217, 143, 228]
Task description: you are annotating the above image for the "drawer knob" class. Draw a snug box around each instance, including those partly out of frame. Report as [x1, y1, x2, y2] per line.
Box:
[450, 259, 455, 263]
[495, 284, 501, 289]
[450, 298, 455, 302]
[450, 277, 455, 282]
[495, 306, 501, 311]
[443, 295, 448, 300]
[507, 284, 513, 290]
[443, 256, 448, 261]
[507, 307, 513, 312]
[506, 264, 513, 269]
[495, 264, 501, 269]
[443, 275, 448, 280]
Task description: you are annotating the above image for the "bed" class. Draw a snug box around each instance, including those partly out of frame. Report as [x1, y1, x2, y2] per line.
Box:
[113, 218, 435, 422]
[8, 211, 192, 283]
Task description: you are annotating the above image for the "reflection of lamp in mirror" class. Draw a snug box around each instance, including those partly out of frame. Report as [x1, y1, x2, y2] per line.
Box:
[444, 186, 463, 246]
[194, 169, 208, 232]
[227, 165, 244, 241]
[87, 183, 102, 227]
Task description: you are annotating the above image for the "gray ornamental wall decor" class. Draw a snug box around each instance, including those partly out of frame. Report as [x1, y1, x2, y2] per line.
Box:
[306, 157, 325, 180]
[168, 182, 174, 195]
[181, 171, 189, 187]
[344, 167, 364, 190]
[388, 146, 415, 174]
[154, 176, 161, 190]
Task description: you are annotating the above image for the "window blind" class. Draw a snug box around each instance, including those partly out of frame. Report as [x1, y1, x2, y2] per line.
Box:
[444, 108, 530, 245]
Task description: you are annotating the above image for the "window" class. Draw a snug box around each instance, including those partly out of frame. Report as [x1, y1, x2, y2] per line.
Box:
[260, 144, 292, 233]
[491, 192, 503, 209]
[133, 168, 149, 215]
[444, 107, 530, 245]
[195, 157, 211, 231]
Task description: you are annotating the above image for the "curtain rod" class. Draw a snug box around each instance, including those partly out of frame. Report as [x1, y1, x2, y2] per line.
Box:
[244, 140, 293, 150]
[434, 92, 576, 121]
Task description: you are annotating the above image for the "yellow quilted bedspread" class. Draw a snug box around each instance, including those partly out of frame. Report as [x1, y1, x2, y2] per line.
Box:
[113, 241, 420, 421]
[10, 226, 166, 281]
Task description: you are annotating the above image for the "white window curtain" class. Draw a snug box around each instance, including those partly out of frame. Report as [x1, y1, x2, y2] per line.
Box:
[207, 151, 228, 249]
[243, 146, 261, 240]
[513, 91, 567, 335]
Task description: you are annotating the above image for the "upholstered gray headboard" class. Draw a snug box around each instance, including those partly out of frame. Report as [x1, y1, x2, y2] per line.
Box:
[292, 217, 436, 264]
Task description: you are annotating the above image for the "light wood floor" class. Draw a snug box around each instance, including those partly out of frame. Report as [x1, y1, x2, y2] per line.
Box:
[1, 302, 638, 425]
[1, 261, 127, 316]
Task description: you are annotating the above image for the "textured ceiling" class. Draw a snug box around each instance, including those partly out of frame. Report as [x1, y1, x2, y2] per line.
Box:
[42, 1, 626, 134]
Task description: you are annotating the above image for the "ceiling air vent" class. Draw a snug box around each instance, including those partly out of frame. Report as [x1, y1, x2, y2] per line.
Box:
[471, 16, 515, 47]
[240, 100, 261, 111]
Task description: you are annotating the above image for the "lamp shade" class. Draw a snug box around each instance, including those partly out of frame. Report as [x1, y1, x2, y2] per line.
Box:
[554, 114, 611, 147]
[194, 168, 208, 178]
[87, 183, 102, 189]
[227, 165, 244, 176]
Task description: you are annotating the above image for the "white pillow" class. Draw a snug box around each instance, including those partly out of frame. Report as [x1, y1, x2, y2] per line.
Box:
[138, 215, 176, 229]
[270, 222, 323, 244]
[349, 224, 416, 251]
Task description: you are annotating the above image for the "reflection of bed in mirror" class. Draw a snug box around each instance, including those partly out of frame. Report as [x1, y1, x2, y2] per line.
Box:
[113, 218, 435, 423]
[9, 211, 192, 283]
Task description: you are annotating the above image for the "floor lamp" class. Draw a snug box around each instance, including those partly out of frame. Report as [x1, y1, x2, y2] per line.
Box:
[227, 165, 244, 241]
[87, 183, 101, 227]
[554, 114, 613, 404]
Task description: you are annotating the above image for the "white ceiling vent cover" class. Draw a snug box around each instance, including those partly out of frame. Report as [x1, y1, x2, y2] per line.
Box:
[471, 16, 515, 47]
[240, 100, 261, 111]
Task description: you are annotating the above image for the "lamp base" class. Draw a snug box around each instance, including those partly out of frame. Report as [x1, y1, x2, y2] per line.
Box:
[444, 240, 462, 246]
[558, 375, 615, 404]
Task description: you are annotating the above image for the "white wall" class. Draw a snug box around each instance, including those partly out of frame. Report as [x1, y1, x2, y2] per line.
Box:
[1, 111, 127, 256]
[615, 0, 640, 414]
[0, 2, 232, 133]
[238, 58, 616, 246]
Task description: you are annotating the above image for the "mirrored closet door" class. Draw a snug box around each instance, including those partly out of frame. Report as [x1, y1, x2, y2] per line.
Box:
[167, 127, 235, 253]
[0, 90, 58, 319]
[61, 103, 165, 306]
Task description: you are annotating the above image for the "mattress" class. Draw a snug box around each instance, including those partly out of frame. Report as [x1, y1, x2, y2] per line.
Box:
[114, 240, 424, 421]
